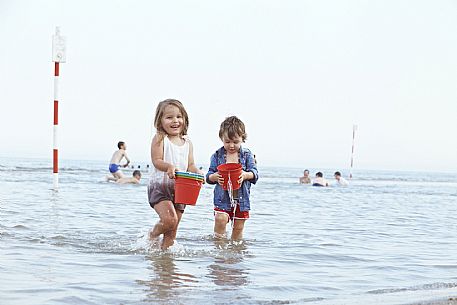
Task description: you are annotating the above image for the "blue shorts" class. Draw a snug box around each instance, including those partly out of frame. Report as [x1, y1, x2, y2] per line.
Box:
[109, 164, 120, 173]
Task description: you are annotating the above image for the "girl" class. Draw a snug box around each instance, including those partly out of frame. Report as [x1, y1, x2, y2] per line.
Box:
[148, 99, 202, 250]
[206, 116, 258, 240]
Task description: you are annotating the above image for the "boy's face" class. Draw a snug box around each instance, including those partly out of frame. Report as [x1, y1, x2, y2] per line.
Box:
[221, 133, 242, 154]
[161, 105, 184, 136]
[121, 144, 126, 150]
[134, 174, 141, 180]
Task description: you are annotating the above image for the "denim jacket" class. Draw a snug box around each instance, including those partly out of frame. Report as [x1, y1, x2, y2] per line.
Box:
[206, 146, 259, 211]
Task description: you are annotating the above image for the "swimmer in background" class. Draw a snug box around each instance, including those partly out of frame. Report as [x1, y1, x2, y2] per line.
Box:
[107, 170, 141, 184]
[312, 172, 329, 187]
[108, 141, 131, 179]
[334, 171, 349, 186]
[299, 169, 311, 184]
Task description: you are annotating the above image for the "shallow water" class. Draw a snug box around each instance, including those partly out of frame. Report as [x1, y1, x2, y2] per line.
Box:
[1, 158, 457, 305]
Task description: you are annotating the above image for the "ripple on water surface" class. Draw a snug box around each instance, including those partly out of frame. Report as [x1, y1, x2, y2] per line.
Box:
[1, 160, 457, 305]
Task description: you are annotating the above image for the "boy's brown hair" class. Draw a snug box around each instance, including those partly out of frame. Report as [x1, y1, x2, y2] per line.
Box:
[219, 116, 247, 142]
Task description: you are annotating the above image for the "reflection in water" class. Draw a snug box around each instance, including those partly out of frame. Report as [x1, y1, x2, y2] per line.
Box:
[49, 191, 61, 231]
[138, 253, 197, 304]
[207, 239, 249, 287]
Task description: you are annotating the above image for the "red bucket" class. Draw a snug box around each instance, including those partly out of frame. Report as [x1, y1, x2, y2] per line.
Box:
[217, 163, 242, 190]
[174, 176, 203, 205]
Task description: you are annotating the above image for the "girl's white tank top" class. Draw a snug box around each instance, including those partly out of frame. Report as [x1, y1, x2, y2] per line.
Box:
[150, 136, 190, 184]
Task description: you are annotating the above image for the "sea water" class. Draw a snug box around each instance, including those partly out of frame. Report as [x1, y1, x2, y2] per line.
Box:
[1, 158, 457, 305]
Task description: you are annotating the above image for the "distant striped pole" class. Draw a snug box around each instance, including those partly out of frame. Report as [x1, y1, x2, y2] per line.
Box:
[349, 124, 358, 179]
[53, 62, 59, 189]
[52, 27, 66, 190]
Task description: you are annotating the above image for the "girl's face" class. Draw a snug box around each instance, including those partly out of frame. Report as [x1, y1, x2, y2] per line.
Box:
[222, 133, 242, 154]
[161, 105, 184, 136]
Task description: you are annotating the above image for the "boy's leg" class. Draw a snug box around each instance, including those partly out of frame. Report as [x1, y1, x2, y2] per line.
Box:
[149, 201, 179, 248]
[162, 208, 183, 249]
[113, 170, 126, 179]
[214, 211, 229, 238]
[231, 219, 246, 240]
[106, 175, 117, 182]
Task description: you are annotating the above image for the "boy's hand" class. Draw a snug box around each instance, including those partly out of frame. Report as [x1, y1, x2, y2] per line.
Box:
[217, 173, 224, 186]
[210, 173, 223, 185]
[238, 171, 252, 184]
[167, 165, 176, 179]
[238, 171, 245, 184]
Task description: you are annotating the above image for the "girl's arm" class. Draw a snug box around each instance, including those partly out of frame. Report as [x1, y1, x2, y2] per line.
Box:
[151, 134, 176, 178]
[186, 141, 203, 174]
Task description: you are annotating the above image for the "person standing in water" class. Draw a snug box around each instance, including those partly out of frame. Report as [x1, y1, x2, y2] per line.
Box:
[299, 169, 311, 184]
[312, 172, 329, 187]
[206, 116, 258, 240]
[334, 171, 349, 186]
[147, 99, 203, 250]
[108, 141, 131, 179]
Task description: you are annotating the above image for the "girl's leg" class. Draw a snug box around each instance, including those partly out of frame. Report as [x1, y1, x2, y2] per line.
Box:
[214, 212, 229, 238]
[149, 200, 179, 248]
[162, 208, 183, 249]
[231, 219, 246, 240]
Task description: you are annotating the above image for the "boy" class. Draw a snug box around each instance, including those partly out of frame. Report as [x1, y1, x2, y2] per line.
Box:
[108, 141, 130, 179]
[299, 169, 311, 184]
[106, 170, 141, 184]
[334, 171, 349, 186]
[206, 116, 258, 240]
[312, 172, 329, 187]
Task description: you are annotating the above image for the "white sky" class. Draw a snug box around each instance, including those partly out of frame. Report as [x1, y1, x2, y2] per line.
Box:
[1, 0, 456, 172]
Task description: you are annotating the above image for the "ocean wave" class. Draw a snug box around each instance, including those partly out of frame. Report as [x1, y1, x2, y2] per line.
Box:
[0, 166, 106, 174]
[368, 282, 457, 294]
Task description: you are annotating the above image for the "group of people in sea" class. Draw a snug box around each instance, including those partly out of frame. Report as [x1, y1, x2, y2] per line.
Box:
[299, 169, 349, 187]
[106, 142, 142, 184]
[106, 99, 258, 250]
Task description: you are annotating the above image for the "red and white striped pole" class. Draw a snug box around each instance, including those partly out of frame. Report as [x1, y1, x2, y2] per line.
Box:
[52, 27, 66, 189]
[53, 61, 59, 188]
[349, 124, 358, 179]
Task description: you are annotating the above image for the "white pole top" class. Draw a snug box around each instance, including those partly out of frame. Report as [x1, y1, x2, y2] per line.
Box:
[52, 26, 67, 63]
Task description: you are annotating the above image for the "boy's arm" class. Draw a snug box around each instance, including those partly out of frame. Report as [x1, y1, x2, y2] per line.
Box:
[205, 153, 218, 185]
[122, 151, 131, 167]
[151, 134, 176, 177]
[244, 152, 259, 184]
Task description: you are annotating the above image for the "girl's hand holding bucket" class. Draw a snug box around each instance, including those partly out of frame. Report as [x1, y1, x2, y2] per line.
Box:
[174, 171, 204, 205]
[197, 169, 206, 184]
[167, 165, 177, 179]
